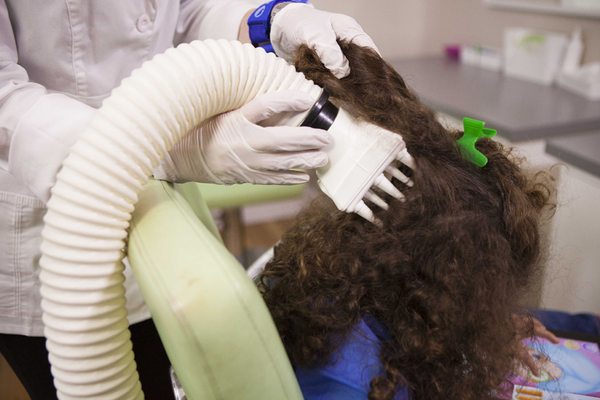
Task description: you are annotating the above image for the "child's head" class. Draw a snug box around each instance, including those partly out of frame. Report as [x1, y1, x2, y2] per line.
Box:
[260, 42, 554, 400]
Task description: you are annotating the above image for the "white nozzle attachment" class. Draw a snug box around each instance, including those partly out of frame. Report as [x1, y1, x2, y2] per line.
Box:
[314, 108, 412, 222]
[300, 91, 339, 130]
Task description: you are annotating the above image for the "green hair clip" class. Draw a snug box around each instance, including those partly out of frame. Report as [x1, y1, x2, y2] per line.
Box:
[457, 117, 497, 167]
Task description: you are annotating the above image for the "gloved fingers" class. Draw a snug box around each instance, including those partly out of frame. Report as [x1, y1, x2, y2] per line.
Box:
[248, 150, 329, 172]
[245, 125, 332, 152]
[270, 3, 380, 78]
[310, 30, 351, 79]
[330, 14, 381, 56]
[270, 4, 351, 78]
[240, 90, 316, 124]
[248, 170, 310, 185]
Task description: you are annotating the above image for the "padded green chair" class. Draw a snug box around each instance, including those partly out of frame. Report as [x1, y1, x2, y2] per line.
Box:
[127, 180, 302, 400]
[181, 182, 305, 264]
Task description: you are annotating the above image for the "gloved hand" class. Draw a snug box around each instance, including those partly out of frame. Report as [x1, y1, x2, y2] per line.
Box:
[270, 3, 379, 79]
[154, 90, 331, 185]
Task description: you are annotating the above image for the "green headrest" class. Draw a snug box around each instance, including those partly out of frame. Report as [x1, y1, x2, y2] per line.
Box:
[127, 180, 302, 400]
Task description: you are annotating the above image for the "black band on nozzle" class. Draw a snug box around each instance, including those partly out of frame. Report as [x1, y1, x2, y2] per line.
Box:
[300, 90, 339, 131]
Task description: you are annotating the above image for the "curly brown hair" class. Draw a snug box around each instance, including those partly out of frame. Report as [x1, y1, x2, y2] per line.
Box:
[259, 42, 554, 400]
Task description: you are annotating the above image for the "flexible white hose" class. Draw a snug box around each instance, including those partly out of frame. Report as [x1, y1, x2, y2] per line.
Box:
[39, 39, 321, 399]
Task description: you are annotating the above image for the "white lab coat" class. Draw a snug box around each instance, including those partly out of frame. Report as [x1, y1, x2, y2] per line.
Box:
[0, 0, 262, 336]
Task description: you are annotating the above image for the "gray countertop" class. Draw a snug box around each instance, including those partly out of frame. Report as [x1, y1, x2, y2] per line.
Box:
[388, 56, 600, 142]
[546, 132, 600, 178]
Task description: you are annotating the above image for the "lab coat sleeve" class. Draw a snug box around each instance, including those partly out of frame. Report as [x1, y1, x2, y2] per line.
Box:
[0, 0, 95, 203]
[175, 0, 265, 44]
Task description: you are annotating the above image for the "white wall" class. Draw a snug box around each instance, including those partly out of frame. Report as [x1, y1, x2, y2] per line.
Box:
[542, 164, 600, 314]
[310, 0, 431, 58]
[312, 0, 600, 62]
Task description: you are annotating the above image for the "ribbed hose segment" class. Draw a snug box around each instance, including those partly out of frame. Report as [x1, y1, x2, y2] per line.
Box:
[39, 39, 321, 399]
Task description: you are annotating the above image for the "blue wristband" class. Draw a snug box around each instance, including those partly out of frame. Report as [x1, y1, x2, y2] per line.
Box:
[247, 0, 308, 53]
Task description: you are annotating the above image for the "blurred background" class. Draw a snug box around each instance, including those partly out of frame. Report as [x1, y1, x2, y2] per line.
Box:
[2, 0, 600, 398]
[312, 0, 600, 63]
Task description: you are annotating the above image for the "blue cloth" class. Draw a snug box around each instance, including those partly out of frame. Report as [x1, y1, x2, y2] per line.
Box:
[533, 309, 600, 337]
[294, 310, 600, 399]
[295, 318, 409, 400]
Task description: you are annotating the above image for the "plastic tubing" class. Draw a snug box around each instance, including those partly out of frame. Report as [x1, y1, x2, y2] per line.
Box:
[39, 39, 321, 399]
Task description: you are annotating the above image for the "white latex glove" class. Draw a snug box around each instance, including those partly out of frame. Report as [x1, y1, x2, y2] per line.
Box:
[155, 90, 331, 185]
[270, 3, 380, 79]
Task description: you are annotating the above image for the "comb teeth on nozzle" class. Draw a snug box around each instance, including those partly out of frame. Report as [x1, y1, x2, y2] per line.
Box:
[315, 108, 414, 224]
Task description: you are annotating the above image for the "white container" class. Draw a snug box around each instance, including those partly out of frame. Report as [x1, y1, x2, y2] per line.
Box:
[461, 45, 503, 72]
[561, 28, 583, 73]
[461, 45, 481, 67]
[557, 63, 600, 100]
[503, 27, 569, 85]
[480, 50, 503, 71]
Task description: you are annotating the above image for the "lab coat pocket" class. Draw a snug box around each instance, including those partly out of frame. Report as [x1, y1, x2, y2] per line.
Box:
[0, 190, 46, 320]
